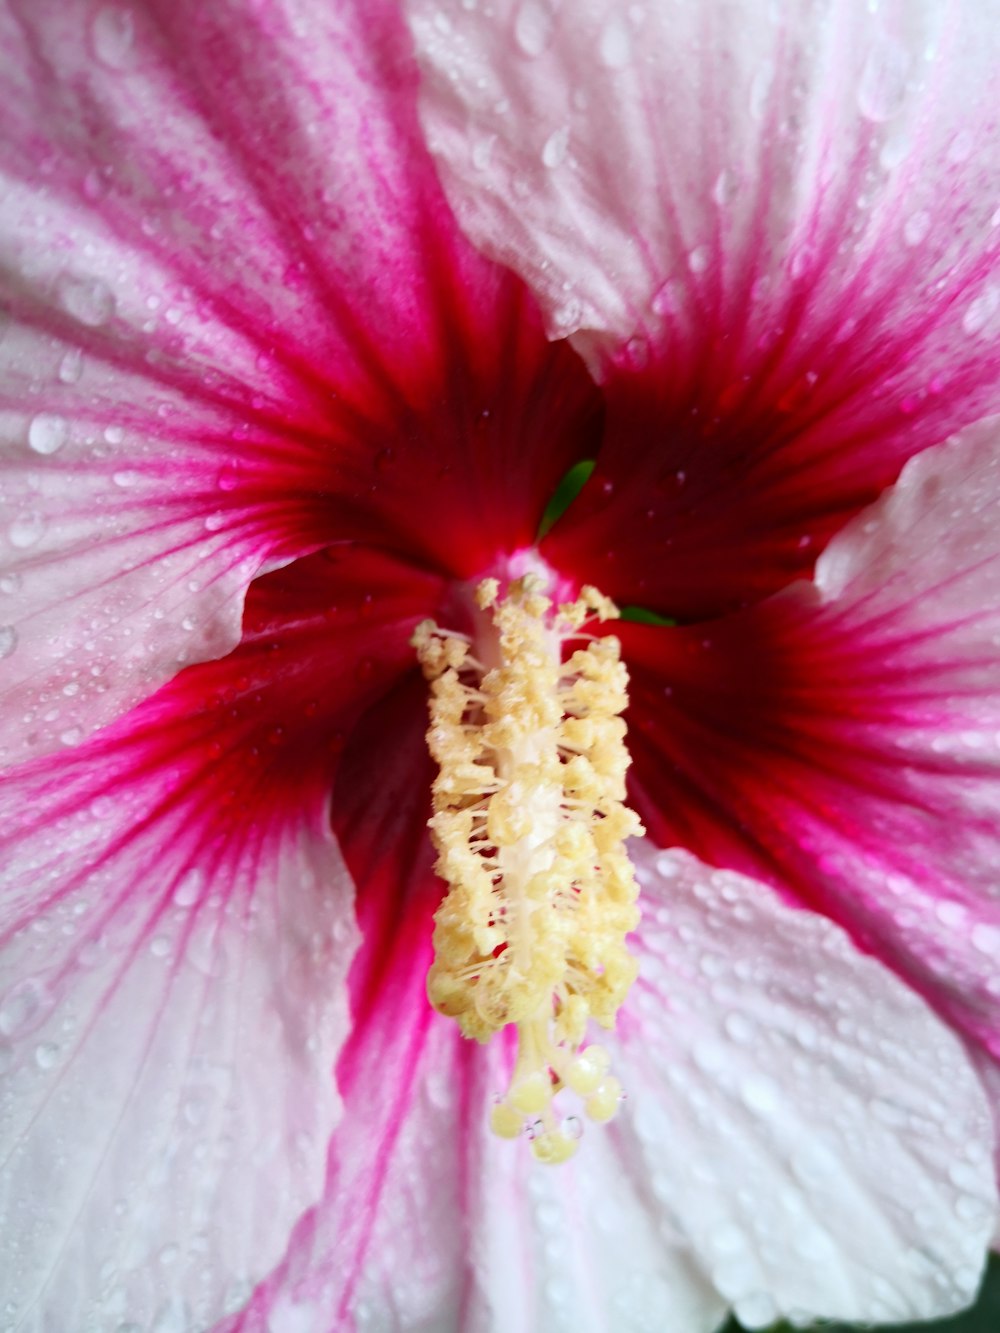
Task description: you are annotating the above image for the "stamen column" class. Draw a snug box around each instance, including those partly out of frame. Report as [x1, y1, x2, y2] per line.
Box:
[414, 575, 643, 1162]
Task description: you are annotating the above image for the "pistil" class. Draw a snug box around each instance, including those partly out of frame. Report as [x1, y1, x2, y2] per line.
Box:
[413, 574, 643, 1161]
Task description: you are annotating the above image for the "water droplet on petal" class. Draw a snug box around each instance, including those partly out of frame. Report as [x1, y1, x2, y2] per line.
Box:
[0, 978, 54, 1038]
[971, 923, 1000, 957]
[541, 125, 570, 169]
[28, 412, 69, 455]
[514, 0, 555, 57]
[57, 272, 115, 327]
[963, 286, 999, 336]
[216, 462, 241, 491]
[58, 347, 85, 384]
[598, 15, 631, 68]
[857, 38, 911, 122]
[0, 626, 16, 658]
[91, 4, 138, 70]
[35, 1041, 59, 1070]
[173, 869, 204, 908]
[8, 512, 46, 549]
[712, 168, 739, 207]
[687, 246, 709, 275]
[904, 210, 931, 247]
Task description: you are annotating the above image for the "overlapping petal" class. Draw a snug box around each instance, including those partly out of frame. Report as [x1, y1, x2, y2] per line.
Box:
[624, 422, 1000, 1080]
[617, 845, 997, 1328]
[0, 543, 443, 1330]
[410, 0, 1000, 617]
[217, 700, 727, 1333]
[0, 0, 600, 762]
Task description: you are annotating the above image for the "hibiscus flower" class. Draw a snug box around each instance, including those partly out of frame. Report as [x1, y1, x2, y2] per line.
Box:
[1, 1, 999, 1331]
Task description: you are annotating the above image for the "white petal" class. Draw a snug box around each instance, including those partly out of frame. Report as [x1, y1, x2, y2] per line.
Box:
[259, 993, 725, 1333]
[0, 756, 358, 1330]
[408, 0, 1000, 383]
[615, 843, 997, 1326]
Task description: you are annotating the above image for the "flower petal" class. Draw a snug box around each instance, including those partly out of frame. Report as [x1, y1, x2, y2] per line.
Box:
[219, 705, 726, 1333]
[0, 0, 600, 759]
[617, 844, 997, 1327]
[410, 0, 1000, 617]
[0, 748, 357, 1332]
[624, 422, 1000, 1088]
[0, 541, 447, 1329]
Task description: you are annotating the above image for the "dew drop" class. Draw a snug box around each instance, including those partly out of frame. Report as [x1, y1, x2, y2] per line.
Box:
[0, 625, 15, 659]
[58, 347, 85, 384]
[963, 286, 999, 336]
[514, 0, 555, 57]
[712, 168, 739, 207]
[216, 463, 241, 491]
[687, 246, 709, 275]
[971, 923, 1000, 957]
[541, 125, 570, 169]
[8, 512, 46, 549]
[724, 1012, 755, 1045]
[857, 38, 911, 122]
[734, 1292, 779, 1330]
[903, 210, 931, 247]
[35, 1041, 59, 1070]
[0, 978, 54, 1038]
[173, 868, 204, 908]
[598, 15, 631, 68]
[28, 412, 69, 456]
[91, 4, 138, 70]
[149, 935, 171, 958]
[652, 279, 682, 317]
[57, 272, 116, 327]
[749, 63, 773, 121]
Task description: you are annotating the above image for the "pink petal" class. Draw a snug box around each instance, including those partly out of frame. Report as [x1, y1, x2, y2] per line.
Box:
[410, 0, 1000, 617]
[0, 0, 599, 760]
[624, 423, 1000, 1079]
[0, 543, 444, 1329]
[616, 845, 997, 1327]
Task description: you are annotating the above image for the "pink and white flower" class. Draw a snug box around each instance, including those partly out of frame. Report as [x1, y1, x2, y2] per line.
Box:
[1, 1, 999, 1330]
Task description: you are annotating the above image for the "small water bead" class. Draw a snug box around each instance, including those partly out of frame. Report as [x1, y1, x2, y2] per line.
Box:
[8, 512, 46, 549]
[0, 626, 16, 659]
[172, 868, 204, 908]
[90, 4, 138, 70]
[514, 0, 556, 57]
[903, 209, 930, 246]
[598, 14, 631, 68]
[35, 1042, 59, 1070]
[857, 38, 911, 122]
[963, 286, 999, 337]
[28, 413, 69, 455]
[57, 272, 116, 328]
[542, 125, 570, 169]
[0, 978, 54, 1039]
[58, 347, 85, 384]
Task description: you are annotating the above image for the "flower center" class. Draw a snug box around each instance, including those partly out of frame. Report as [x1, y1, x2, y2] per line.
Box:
[413, 573, 643, 1162]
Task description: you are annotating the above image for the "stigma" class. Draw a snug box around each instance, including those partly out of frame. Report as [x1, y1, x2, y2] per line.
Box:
[413, 574, 643, 1163]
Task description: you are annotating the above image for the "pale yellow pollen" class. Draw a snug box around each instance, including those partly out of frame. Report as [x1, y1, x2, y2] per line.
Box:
[413, 575, 644, 1161]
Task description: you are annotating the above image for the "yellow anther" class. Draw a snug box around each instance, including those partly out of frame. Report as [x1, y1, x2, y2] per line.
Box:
[566, 1046, 611, 1095]
[490, 1101, 525, 1139]
[509, 1071, 554, 1115]
[531, 1130, 579, 1164]
[585, 1077, 623, 1123]
[414, 575, 644, 1158]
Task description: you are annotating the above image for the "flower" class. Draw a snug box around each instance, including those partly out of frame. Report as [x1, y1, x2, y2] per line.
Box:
[1, 1, 1000, 1331]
